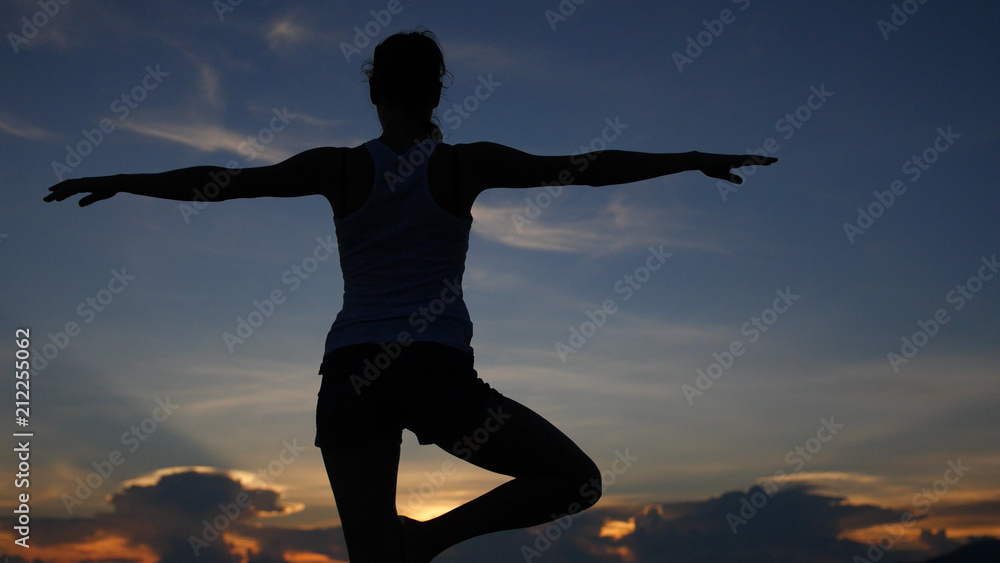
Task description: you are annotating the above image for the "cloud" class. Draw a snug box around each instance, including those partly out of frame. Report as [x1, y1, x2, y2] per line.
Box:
[600, 486, 998, 563]
[444, 39, 525, 71]
[432, 484, 999, 563]
[471, 192, 723, 254]
[0, 112, 61, 142]
[0, 467, 345, 562]
[472, 203, 625, 252]
[258, 12, 336, 52]
[761, 471, 883, 485]
[194, 59, 224, 107]
[1, 477, 997, 562]
[266, 17, 316, 51]
[117, 120, 296, 163]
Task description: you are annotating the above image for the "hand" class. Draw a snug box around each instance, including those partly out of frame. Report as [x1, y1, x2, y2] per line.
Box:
[44, 176, 120, 206]
[697, 152, 777, 184]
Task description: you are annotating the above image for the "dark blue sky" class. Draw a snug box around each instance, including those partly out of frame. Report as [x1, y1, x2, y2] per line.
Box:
[1, 1, 998, 561]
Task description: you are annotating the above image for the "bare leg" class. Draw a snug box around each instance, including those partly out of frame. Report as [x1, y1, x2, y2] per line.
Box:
[403, 396, 602, 561]
[321, 441, 404, 562]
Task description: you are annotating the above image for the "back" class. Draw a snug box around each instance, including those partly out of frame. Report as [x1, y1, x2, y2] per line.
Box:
[323, 139, 474, 356]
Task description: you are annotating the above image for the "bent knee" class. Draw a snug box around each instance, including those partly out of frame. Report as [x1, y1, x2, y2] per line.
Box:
[566, 456, 602, 511]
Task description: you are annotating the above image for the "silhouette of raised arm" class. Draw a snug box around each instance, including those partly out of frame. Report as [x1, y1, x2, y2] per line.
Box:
[44, 147, 344, 206]
[457, 142, 777, 195]
[44, 143, 774, 208]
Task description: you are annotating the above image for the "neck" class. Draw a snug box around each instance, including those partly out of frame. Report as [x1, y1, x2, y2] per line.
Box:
[380, 122, 435, 153]
[378, 106, 436, 149]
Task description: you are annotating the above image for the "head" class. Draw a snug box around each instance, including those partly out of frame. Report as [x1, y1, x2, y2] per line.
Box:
[363, 29, 449, 141]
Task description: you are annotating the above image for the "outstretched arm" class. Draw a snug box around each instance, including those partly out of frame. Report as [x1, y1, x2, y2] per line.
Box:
[44, 147, 344, 206]
[458, 142, 776, 194]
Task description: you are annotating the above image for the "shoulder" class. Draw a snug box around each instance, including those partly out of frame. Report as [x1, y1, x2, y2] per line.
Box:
[449, 142, 517, 192]
[451, 142, 574, 191]
[290, 145, 371, 186]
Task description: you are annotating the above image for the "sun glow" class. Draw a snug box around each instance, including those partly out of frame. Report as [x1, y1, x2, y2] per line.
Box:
[599, 517, 636, 540]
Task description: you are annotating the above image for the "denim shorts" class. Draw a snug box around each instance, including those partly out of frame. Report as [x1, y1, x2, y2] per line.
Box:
[314, 342, 504, 449]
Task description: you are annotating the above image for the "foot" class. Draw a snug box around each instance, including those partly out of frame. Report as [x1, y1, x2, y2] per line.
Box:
[399, 515, 435, 563]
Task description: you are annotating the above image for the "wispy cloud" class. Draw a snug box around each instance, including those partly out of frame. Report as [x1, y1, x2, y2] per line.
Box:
[760, 471, 881, 485]
[266, 17, 314, 51]
[472, 203, 624, 252]
[116, 120, 296, 163]
[0, 112, 61, 142]
[444, 39, 525, 71]
[471, 193, 723, 254]
[195, 60, 224, 107]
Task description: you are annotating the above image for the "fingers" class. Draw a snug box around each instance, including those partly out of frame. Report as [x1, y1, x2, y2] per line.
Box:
[44, 179, 80, 202]
[44, 179, 114, 206]
[722, 154, 776, 184]
[78, 191, 113, 207]
[43, 189, 72, 202]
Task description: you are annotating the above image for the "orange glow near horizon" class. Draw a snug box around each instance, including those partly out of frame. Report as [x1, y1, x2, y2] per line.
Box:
[0, 531, 158, 563]
[599, 517, 637, 540]
[283, 550, 346, 563]
[2, 495, 995, 562]
[840, 523, 1000, 553]
[839, 526, 928, 553]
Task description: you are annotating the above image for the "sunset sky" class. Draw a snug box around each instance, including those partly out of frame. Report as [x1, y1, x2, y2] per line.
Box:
[2, 1, 999, 561]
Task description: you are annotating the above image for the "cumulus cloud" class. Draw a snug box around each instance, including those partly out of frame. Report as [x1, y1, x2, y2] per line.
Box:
[433, 484, 999, 563]
[0, 478, 996, 562]
[0, 467, 345, 562]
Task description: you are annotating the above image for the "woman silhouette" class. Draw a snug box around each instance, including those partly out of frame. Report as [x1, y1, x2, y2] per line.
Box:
[46, 29, 775, 562]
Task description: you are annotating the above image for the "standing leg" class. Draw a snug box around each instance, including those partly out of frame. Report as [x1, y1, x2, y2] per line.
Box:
[403, 396, 602, 561]
[321, 441, 404, 562]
